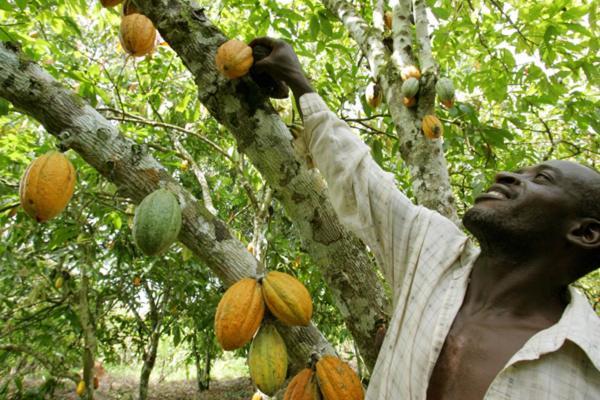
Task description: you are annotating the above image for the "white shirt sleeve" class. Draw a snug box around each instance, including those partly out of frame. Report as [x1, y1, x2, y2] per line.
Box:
[300, 92, 456, 298]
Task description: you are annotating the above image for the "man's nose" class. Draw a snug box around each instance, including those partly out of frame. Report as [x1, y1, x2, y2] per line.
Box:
[494, 171, 522, 185]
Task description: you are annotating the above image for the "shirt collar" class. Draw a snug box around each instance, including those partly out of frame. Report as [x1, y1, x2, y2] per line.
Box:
[562, 286, 600, 371]
[506, 286, 600, 371]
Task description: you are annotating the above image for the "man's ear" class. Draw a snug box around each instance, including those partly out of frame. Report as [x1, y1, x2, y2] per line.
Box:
[567, 218, 600, 250]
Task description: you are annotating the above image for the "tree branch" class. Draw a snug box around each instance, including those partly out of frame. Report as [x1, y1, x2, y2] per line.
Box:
[0, 42, 334, 370]
[412, 0, 436, 72]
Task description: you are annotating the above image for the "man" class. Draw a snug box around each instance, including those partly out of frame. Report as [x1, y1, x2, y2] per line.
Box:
[249, 37, 600, 399]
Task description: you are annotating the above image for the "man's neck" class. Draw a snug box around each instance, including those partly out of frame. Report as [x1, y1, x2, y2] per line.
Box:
[464, 250, 569, 325]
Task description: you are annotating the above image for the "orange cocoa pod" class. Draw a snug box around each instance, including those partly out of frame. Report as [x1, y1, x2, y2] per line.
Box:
[119, 13, 156, 57]
[315, 355, 364, 400]
[19, 151, 76, 222]
[422, 114, 444, 140]
[284, 368, 322, 400]
[262, 271, 312, 326]
[403, 96, 417, 108]
[215, 39, 253, 79]
[214, 278, 265, 350]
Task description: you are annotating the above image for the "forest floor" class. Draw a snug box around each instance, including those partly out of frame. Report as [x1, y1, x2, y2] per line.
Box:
[21, 376, 256, 400]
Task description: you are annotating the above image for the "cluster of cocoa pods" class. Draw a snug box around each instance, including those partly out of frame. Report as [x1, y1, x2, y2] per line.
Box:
[215, 272, 314, 396]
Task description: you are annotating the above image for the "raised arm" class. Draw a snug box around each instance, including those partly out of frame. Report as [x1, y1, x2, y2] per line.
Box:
[250, 38, 465, 298]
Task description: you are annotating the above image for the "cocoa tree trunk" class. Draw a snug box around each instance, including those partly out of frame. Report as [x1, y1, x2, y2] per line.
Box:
[0, 41, 335, 371]
[138, 286, 168, 400]
[78, 249, 96, 400]
[192, 330, 211, 391]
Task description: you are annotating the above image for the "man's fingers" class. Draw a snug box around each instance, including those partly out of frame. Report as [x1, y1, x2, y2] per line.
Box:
[249, 37, 277, 49]
[251, 58, 271, 73]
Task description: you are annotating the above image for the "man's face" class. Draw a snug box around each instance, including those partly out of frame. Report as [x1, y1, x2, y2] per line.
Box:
[463, 160, 592, 244]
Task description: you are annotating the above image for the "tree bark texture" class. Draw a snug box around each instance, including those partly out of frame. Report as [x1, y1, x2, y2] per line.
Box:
[133, 0, 390, 370]
[322, 0, 460, 224]
[0, 42, 333, 373]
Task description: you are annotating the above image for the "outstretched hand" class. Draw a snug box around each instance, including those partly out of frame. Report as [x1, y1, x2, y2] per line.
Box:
[249, 37, 314, 99]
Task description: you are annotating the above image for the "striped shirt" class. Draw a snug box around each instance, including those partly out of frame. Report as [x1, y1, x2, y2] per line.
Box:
[300, 93, 600, 399]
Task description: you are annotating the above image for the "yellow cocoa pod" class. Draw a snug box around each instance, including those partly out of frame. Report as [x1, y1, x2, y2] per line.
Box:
[422, 114, 444, 140]
[315, 355, 364, 400]
[284, 368, 322, 400]
[19, 151, 76, 222]
[215, 39, 254, 79]
[214, 278, 265, 350]
[249, 323, 288, 396]
[119, 13, 156, 57]
[262, 271, 312, 326]
[384, 11, 392, 30]
[76, 380, 86, 396]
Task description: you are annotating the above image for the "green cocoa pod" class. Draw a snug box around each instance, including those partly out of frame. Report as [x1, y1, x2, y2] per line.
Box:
[401, 77, 420, 98]
[248, 323, 288, 396]
[133, 189, 182, 256]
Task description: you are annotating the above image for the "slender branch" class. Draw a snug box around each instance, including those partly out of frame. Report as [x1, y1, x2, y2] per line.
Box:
[390, 0, 417, 67]
[488, 0, 537, 48]
[98, 108, 230, 160]
[321, 0, 390, 79]
[172, 134, 216, 214]
[0, 202, 19, 213]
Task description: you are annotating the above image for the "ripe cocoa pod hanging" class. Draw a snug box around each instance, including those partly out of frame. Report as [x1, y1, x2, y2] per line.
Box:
[365, 82, 382, 109]
[119, 13, 156, 57]
[19, 151, 76, 222]
[216, 39, 254, 79]
[384, 11, 392, 30]
[55, 276, 64, 289]
[284, 368, 322, 400]
[248, 323, 288, 396]
[262, 271, 313, 326]
[403, 96, 416, 108]
[315, 355, 364, 400]
[401, 77, 419, 98]
[215, 278, 265, 350]
[422, 115, 444, 140]
[76, 380, 86, 397]
[436, 77, 455, 108]
[100, 0, 123, 7]
[132, 189, 182, 256]
[400, 65, 421, 81]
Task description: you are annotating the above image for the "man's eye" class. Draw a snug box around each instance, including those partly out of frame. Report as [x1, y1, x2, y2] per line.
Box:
[534, 173, 550, 182]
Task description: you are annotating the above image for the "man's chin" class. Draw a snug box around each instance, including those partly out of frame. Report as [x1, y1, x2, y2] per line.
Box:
[463, 206, 498, 236]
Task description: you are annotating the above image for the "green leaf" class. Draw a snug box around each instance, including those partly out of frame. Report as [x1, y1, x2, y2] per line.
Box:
[372, 139, 384, 167]
[319, 13, 333, 36]
[309, 15, 320, 40]
[431, 7, 451, 20]
[0, 98, 9, 116]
